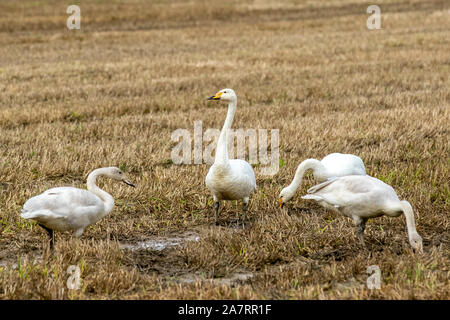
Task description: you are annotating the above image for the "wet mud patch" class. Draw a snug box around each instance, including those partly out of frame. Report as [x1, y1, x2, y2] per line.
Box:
[119, 231, 200, 252]
[174, 271, 254, 287]
[120, 231, 200, 277]
[123, 243, 255, 287]
[310, 246, 356, 262]
[124, 248, 189, 276]
[120, 230, 256, 286]
[318, 277, 366, 299]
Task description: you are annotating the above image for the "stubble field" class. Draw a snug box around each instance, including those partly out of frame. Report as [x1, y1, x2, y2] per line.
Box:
[0, 0, 449, 299]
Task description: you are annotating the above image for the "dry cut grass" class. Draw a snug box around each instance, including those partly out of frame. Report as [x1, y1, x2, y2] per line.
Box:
[0, 0, 449, 299]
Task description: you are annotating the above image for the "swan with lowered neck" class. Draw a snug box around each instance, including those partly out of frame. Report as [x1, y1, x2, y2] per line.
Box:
[21, 167, 135, 248]
[279, 153, 366, 207]
[301, 175, 423, 253]
[205, 88, 256, 227]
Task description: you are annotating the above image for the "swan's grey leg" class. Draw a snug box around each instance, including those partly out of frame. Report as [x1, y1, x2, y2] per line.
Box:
[242, 198, 249, 229]
[39, 224, 54, 249]
[353, 216, 367, 247]
[214, 201, 220, 225]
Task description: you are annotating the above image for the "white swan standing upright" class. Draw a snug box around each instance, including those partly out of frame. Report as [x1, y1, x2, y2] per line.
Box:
[301, 175, 423, 253]
[21, 167, 135, 248]
[205, 89, 256, 227]
[279, 153, 366, 207]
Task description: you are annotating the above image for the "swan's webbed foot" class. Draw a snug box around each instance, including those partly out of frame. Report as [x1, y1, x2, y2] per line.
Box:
[39, 224, 54, 250]
[214, 201, 220, 225]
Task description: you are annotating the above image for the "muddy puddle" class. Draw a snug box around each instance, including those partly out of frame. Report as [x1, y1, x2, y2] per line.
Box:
[119, 231, 200, 252]
[176, 272, 254, 286]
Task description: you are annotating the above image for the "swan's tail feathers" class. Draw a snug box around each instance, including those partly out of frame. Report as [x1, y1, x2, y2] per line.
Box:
[301, 194, 324, 201]
[306, 178, 337, 194]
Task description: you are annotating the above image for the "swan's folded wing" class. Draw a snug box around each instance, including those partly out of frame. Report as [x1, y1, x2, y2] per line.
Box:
[301, 194, 324, 201]
[22, 187, 103, 218]
[229, 159, 257, 193]
[307, 176, 379, 208]
[306, 178, 338, 194]
[21, 209, 67, 223]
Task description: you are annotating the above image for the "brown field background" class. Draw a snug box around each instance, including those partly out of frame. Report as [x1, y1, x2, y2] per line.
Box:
[0, 0, 449, 299]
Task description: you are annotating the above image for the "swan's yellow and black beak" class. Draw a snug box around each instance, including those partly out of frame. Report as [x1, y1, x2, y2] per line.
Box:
[123, 179, 136, 188]
[207, 92, 222, 100]
[278, 198, 285, 208]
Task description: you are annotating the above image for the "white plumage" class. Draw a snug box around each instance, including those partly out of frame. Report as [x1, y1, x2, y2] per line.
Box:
[206, 160, 256, 201]
[22, 187, 105, 235]
[319, 153, 366, 179]
[301, 175, 423, 253]
[279, 153, 366, 205]
[21, 167, 135, 247]
[205, 89, 256, 226]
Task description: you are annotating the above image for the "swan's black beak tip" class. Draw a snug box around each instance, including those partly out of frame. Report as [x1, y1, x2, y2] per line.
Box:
[207, 96, 215, 100]
[124, 180, 136, 188]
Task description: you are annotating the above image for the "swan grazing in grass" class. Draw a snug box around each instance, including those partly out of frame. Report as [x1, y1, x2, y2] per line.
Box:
[279, 153, 366, 207]
[205, 89, 256, 227]
[21, 167, 135, 248]
[301, 175, 423, 253]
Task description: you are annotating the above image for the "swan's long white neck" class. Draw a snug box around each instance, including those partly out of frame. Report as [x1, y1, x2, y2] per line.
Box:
[400, 200, 419, 238]
[215, 99, 237, 166]
[86, 168, 115, 215]
[287, 159, 327, 193]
